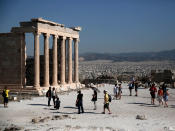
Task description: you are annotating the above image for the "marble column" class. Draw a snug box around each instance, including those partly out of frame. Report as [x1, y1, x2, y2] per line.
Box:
[60, 36, 66, 84]
[34, 32, 40, 88]
[52, 35, 58, 86]
[74, 38, 79, 83]
[43, 33, 50, 87]
[68, 37, 73, 84]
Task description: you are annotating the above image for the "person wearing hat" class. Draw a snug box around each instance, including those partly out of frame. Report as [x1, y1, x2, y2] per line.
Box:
[102, 90, 111, 114]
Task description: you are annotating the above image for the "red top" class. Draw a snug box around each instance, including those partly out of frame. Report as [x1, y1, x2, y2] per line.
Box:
[158, 89, 163, 96]
[150, 86, 157, 93]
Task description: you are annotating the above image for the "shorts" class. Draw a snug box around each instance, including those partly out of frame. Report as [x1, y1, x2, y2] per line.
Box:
[150, 93, 155, 99]
[104, 103, 109, 109]
[157, 96, 163, 102]
[4, 97, 8, 103]
[163, 96, 168, 102]
[135, 87, 138, 91]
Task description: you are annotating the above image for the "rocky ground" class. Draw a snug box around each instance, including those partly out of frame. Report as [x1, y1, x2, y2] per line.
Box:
[0, 83, 175, 131]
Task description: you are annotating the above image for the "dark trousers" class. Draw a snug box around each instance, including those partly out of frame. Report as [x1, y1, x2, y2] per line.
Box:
[52, 96, 56, 106]
[48, 97, 51, 106]
[78, 101, 84, 114]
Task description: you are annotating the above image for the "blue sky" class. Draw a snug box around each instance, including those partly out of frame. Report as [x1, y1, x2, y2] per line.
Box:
[0, 0, 175, 56]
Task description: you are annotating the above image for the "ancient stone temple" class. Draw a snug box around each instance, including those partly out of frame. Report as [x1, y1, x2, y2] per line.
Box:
[0, 18, 82, 94]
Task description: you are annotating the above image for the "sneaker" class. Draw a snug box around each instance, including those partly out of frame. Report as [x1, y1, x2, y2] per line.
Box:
[102, 112, 105, 114]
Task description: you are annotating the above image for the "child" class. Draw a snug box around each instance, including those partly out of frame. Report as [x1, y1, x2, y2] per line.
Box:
[163, 89, 169, 108]
[157, 87, 163, 106]
[54, 97, 61, 110]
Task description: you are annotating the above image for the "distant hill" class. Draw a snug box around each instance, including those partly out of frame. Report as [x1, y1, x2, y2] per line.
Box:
[79, 49, 175, 62]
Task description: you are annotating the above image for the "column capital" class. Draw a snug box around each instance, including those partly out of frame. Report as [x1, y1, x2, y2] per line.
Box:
[53, 34, 58, 38]
[43, 33, 50, 37]
[74, 38, 80, 43]
[68, 37, 73, 41]
[33, 31, 41, 36]
[62, 36, 66, 40]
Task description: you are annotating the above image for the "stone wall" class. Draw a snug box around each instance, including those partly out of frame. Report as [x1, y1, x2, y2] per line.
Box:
[0, 33, 25, 88]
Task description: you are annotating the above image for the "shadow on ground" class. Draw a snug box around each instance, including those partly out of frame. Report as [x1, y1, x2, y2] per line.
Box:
[52, 111, 102, 115]
[64, 106, 77, 109]
[28, 104, 48, 106]
[128, 102, 158, 107]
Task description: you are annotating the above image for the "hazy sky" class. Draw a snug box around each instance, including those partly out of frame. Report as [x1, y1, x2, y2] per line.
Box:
[0, 0, 175, 56]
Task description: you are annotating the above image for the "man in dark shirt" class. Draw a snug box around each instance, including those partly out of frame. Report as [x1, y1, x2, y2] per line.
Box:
[92, 90, 97, 110]
[46, 87, 52, 106]
[76, 90, 84, 114]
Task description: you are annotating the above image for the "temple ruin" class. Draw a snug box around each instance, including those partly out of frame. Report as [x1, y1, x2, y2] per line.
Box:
[0, 18, 82, 94]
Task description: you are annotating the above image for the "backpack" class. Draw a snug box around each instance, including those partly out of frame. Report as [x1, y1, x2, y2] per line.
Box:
[2, 90, 6, 97]
[108, 94, 112, 102]
[46, 91, 49, 97]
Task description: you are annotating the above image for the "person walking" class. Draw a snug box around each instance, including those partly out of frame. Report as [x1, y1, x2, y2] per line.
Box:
[134, 81, 138, 96]
[157, 87, 164, 106]
[128, 82, 133, 96]
[46, 87, 52, 106]
[113, 84, 118, 99]
[102, 90, 111, 114]
[163, 89, 169, 108]
[118, 83, 122, 100]
[162, 83, 167, 96]
[149, 84, 157, 105]
[52, 87, 57, 107]
[76, 90, 84, 114]
[2, 86, 10, 108]
[91, 90, 97, 110]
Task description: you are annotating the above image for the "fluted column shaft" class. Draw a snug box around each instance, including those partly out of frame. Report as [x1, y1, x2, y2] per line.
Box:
[43, 33, 50, 87]
[74, 38, 79, 83]
[60, 36, 66, 84]
[52, 35, 58, 86]
[34, 32, 40, 88]
[68, 37, 73, 83]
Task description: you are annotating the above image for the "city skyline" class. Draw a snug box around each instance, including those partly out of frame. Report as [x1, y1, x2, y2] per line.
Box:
[0, 0, 175, 56]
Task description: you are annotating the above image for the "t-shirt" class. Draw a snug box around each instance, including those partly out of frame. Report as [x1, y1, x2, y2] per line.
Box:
[52, 90, 56, 97]
[93, 91, 97, 101]
[113, 86, 118, 93]
[77, 93, 83, 101]
[158, 89, 163, 96]
[104, 94, 109, 104]
[150, 86, 157, 94]
[5, 90, 9, 97]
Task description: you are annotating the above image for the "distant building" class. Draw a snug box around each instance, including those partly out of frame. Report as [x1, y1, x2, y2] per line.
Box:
[151, 70, 173, 83]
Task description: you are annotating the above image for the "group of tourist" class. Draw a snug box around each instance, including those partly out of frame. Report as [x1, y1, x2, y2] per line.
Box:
[46, 86, 112, 114]
[1, 81, 170, 111]
[113, 83, 122, 100]
[46, 87, 60, 109]
[127, 78, 170, 107]
[128, 81, 139, 96]
[149, 83, 169, 107]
